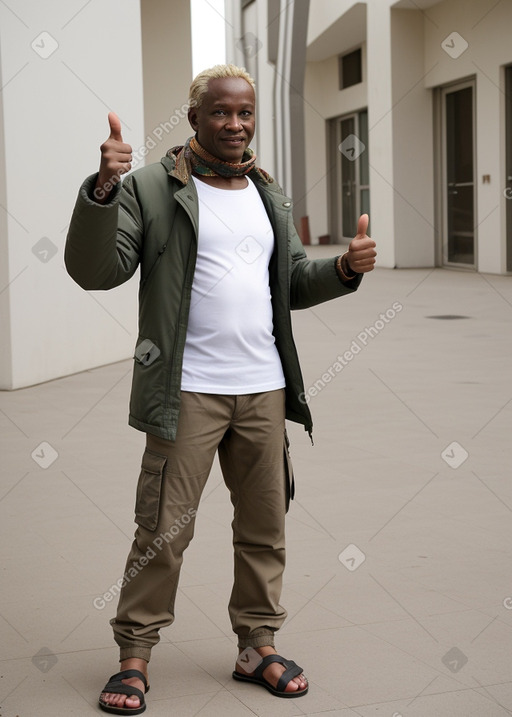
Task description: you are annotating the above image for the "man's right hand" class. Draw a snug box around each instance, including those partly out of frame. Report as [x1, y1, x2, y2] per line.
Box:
[94, 112, 133, 204]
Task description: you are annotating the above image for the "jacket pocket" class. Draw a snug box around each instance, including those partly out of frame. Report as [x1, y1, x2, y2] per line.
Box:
[135, 449, 167, 531]
[284, 429, 295, 513]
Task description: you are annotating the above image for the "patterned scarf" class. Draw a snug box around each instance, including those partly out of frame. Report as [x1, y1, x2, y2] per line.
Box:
[168, 136, 273, 184]
[188, 136, 256, 177]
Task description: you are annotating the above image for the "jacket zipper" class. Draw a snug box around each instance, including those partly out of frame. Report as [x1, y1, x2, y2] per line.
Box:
[139, 243, 167, 292]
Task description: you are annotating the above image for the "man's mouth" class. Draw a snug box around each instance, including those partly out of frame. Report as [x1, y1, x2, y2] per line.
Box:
[222, 137, 245, 144]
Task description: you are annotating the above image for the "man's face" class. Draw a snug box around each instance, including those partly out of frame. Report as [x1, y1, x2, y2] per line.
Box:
[188, 77, 256, 163]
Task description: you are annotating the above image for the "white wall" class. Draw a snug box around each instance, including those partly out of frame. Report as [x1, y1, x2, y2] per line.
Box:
[0, 0, 144, 389]
[307, 0, 362, 48]
[0, 0, 194, 390]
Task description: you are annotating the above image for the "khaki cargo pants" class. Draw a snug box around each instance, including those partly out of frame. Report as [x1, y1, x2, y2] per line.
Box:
[110, 389, 294, 662]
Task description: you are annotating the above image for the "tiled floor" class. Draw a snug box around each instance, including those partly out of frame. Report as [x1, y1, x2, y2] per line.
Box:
[1, 248, 512, 716]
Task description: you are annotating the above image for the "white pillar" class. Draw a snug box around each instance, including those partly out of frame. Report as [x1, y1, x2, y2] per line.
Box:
[366, 1, 396, 268]
[0, 0, 193, 389]
[141, 0, 194, 166]
[390, 8, 435, 268]
[274, 0, 309, 221]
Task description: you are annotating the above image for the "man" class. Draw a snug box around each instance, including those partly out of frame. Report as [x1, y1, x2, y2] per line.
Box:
[65, 64, 376, 714]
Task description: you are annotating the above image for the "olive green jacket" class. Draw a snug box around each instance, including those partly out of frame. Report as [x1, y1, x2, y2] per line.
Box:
[65, 151, 362, 441]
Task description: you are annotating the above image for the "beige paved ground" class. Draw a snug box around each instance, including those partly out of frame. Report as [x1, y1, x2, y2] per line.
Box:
[1, 247, 512, 716]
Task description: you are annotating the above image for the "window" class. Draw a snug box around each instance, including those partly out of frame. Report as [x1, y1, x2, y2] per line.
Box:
[338, 48, 362, 90]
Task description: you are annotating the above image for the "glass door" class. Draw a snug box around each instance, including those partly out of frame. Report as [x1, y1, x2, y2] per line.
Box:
[441, 81, 476, 267]
[330, 110, 370, 243]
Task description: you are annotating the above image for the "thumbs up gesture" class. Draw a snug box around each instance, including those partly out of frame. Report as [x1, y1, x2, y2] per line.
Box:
[346, 214, 376, 273]
[94, 112, 133, 204]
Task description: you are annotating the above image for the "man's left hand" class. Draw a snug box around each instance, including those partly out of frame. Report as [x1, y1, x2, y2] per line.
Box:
[347, 214, 376, 273]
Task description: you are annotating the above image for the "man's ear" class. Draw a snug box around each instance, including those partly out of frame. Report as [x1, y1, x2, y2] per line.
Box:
[188, 107, 199, 132]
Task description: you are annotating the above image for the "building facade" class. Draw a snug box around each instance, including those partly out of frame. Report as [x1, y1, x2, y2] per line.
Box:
[227, 0, 512, 273]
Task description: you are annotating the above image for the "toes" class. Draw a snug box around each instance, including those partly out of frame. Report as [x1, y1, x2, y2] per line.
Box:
[285, 676, 301, 692]
[125, 695, 141, 707]
[287, 674, 307, 692]
[100, 691, 141, 708]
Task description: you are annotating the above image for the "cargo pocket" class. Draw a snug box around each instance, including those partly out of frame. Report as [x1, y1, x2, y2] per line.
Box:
[284, 429, 295, 513]
[135, 449, 167, 531]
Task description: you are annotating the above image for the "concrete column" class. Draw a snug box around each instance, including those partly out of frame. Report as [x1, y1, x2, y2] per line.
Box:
[141, 0, 194, 165]
[0, 73, 9, 386]
[473, 49, 503, 274]
[0, 0, 192, 389]
[225, 0, 244, 68]
[366, 1, 396, 268]
[390, 8, 435, 268]
[274, 0, 309, 221]
[225, 0, 278, 178]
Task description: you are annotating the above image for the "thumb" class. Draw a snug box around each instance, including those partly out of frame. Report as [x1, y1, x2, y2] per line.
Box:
[108, 111, 123, 141]
[356, 213, 369, 238]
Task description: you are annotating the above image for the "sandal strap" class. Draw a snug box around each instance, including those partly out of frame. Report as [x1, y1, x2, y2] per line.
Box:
[106, 669, 148, 691]
[252, 654, 304, 693]
[102, 669, 148, 700]
[276, 660, 303, 693]
[252, 654, 285, 679]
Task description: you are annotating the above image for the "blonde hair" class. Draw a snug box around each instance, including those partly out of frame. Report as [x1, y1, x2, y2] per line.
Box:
[188, 64, 256, 109]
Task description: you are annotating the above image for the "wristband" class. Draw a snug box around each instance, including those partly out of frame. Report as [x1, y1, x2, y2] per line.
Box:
[335, 252, 356, 282]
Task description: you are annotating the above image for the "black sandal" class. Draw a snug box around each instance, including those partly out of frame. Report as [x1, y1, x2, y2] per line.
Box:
[98, 669, 149, 714]
[232, 654, 308, 698]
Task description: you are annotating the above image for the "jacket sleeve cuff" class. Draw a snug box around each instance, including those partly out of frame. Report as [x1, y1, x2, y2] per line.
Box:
[333, 255, 363, 288]
[79, 173, 123, 207]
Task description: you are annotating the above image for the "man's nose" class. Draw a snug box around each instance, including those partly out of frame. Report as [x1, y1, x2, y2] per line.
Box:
[225, 114, 242, 131]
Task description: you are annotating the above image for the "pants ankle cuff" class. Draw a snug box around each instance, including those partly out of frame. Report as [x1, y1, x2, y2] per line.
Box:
[237, 634, 275, 649]
[119, 647, 151, 663]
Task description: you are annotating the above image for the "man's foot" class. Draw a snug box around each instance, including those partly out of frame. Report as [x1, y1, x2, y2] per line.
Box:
[235, 646, 308, 694]
[99, 658, 149, 712]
